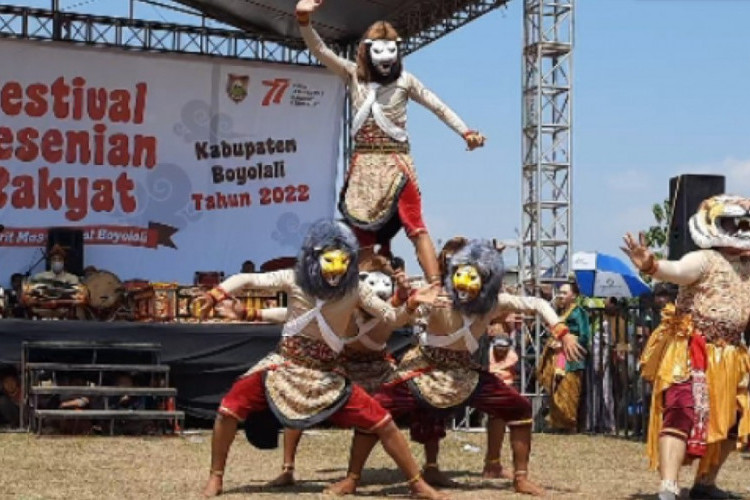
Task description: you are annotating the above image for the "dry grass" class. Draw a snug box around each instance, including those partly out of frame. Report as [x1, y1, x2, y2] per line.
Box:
[0, 430, 748, 499]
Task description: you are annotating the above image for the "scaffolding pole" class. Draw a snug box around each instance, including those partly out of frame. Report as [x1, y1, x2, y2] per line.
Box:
[519, 0, 573, 396]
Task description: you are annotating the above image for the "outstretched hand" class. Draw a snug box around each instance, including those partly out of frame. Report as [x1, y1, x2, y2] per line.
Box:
[296, 0, 323, 14]
[214, 299, 245, 320]
[465, 131, 486, 151]
[393, 270, 410, 296]
[192, 293, 216, 320]
[562, 334, 586, 363]
[409, 283, 442, 308]
[621, 231, 654, 272]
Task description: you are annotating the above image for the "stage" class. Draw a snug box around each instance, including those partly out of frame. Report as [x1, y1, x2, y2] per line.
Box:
[0, 319, 416, 423]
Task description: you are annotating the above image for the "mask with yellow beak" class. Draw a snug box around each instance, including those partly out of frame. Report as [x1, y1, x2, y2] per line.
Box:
[445, 240, 505, 316]
[452, 265, 482, 302]
[296, 220, 359, 301]
[319, 248, 351, 287]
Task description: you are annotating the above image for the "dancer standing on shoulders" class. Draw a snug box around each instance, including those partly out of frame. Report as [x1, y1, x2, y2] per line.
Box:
[296, 0, 485, 282]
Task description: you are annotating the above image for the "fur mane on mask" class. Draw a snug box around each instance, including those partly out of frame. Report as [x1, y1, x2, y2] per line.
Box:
[444, 239, 505, 316]
[295, 220, 359, 301]
[356, 21, 403, 85]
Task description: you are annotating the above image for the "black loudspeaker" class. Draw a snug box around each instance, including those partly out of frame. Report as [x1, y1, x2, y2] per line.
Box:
[47, 228, 85, 276]
[668, 174, 725, 260]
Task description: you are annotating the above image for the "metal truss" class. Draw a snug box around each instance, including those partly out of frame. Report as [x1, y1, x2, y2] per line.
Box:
[0, 4, 347, 64]
[398, 0, 510, 55]
[519, 0, 573, 395]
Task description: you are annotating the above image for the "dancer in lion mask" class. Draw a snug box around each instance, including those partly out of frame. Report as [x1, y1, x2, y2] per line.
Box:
[198, 220, 446, 499]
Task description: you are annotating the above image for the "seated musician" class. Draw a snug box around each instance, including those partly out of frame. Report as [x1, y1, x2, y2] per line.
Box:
[33, 245, 80, 285]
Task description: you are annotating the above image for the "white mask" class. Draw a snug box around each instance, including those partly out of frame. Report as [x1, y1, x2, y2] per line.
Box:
[51, 261, 64, 274]
[367, 39, 399, 76]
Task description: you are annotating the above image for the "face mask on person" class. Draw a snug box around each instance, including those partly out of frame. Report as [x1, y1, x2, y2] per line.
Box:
[51, 261, 64, 274]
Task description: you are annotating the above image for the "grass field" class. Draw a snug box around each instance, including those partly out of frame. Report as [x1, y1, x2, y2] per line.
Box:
[1, 430, 748, 499]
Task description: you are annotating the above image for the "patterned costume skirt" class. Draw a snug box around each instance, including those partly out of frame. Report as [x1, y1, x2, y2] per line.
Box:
[340, 151, 414, 232]
[538, 340, 583, 431]
[220, 336, 391, 449]
[342, 348, 396, 395]
[640, 305, 750, 472]
[378, 345, 532, 426]
[392, 345, 481, 410]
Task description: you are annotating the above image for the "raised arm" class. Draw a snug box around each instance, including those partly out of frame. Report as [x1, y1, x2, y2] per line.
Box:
[259, 307, 288, 324]
[493, 293, 561, 330]
[622, 232, 708, 286]
[494, 293, 585, 361]
[406, 72, 470, 137]
[648, 251, 708, 287]
[218, 269, 294, 295]
[198, 270, 294, 320]
[297, 4, 355, 82]
[358, 282, 413, 326]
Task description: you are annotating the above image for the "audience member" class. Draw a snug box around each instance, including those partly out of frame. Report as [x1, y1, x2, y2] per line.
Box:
[240, 260, 255, 273]
[0, 371, 21, 428]
[33, 245, 80, 285]
[538, 281, 590, 432]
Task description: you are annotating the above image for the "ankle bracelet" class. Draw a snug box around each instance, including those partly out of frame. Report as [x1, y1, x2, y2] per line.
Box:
[407, 473, 422, 484]
[660, 479, 679, 494]
[210, 469, 224, 477]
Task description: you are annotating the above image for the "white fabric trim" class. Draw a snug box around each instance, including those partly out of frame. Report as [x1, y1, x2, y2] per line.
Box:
[419, 315, 479, 353]
[281, 298, 344, 353]
[351, 82, 408, 142]
[346, 315, 386, 351]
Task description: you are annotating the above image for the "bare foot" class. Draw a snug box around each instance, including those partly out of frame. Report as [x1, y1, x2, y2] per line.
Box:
[513, 475, 546, 497]
[202, 474, 223, 497]
[266, 469, 295, 488]
[410, 478, 450, 500]
[323, 475, 359, 496]
[482, 462, 514, 480]
[423, 466, 460, 488]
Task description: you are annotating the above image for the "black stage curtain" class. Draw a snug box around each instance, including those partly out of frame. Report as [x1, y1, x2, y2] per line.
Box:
[0, 320, 415, 422]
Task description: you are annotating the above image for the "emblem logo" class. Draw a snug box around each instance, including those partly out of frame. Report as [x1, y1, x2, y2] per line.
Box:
[226, 74, 250, 104]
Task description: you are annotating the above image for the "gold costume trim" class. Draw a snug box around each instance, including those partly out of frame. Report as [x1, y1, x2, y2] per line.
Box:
[642, 304, 750, 472]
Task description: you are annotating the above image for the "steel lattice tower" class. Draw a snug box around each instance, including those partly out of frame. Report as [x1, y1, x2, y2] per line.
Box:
[519, 0, 573, 396]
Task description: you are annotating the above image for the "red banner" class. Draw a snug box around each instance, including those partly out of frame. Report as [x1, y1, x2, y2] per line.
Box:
[0, 223, 177, 249]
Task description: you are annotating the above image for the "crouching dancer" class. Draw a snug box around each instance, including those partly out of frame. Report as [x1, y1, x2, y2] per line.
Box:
[325, 240, 584, 497]
[197, 220, 446, 499]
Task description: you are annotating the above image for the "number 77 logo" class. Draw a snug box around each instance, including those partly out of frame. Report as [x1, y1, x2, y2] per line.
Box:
[261, 78, 291, 106]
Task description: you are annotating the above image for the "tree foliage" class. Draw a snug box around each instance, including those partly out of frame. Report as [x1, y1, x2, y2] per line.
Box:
[641, 198, 671, 282]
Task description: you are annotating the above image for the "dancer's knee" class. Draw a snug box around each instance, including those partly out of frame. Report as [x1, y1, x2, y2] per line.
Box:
[373, 418, 398, 437]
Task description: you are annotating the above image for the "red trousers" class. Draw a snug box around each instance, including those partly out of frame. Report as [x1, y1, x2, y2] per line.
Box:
[376, 371, 533, 426]
[352, 176, 426, 247]
[219, 371, 391, 432]
[661, 381, 694, 441]
[661, 380, 739, 441]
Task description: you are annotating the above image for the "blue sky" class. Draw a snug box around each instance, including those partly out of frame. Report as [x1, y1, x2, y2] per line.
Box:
[396, 0, 750, 273]
[12, 0, 750, 275]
